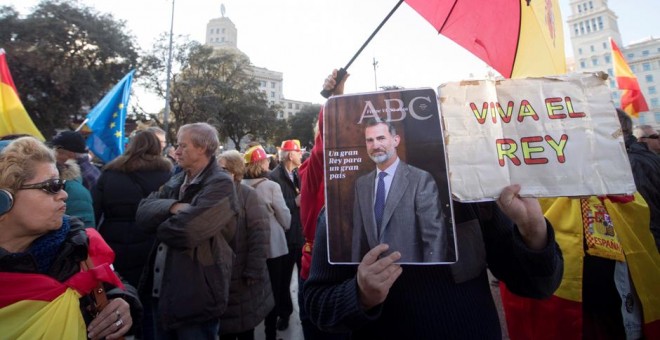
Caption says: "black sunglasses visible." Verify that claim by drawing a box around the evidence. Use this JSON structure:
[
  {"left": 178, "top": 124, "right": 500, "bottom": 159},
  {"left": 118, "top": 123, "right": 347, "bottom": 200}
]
[
  {"left": 644, "top": 134, "right": 659, "bottom": 139},
  {"left": 19, "top": 179, "right": 67, "bottom": 195}
]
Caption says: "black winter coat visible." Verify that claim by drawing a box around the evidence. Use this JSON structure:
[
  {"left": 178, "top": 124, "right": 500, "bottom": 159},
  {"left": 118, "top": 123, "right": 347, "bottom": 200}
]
[
  {"left": 268, "top": 165, "right": 303, "bottom": 247},
  {"left": 92, "top": 169, "right": 171, "bottom": 287},
  {"left": 625, "top": 135, "right": 660, "bottom": 251}
]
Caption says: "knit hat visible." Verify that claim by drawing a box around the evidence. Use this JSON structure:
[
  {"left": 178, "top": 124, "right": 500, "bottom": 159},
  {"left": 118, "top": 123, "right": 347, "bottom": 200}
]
[
  {"left": 244, "top": 145, "right": 268, "bottom": 164},
  {"left": 280, "top": 139, "right": 301, "bottom": 152},
  {"left": 51, "top": 131, "right": 86, "bottom": 153}
]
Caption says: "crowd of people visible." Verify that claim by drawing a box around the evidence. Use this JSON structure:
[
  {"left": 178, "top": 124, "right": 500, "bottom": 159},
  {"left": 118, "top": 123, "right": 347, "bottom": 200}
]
[{"left": 0, "top": 69, "right": 659, "bottom": 340}]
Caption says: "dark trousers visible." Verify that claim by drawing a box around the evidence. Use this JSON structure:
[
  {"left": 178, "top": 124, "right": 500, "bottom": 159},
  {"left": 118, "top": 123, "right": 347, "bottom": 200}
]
[
  {"left": 265, "top": 255, "right": 288, "bottom": 340},
  {"left": 278, "top": 244, "right": 302, "bottom": 318}
]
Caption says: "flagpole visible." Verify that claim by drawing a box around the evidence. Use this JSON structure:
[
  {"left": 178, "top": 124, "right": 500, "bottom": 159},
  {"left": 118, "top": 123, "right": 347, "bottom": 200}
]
[
  {"left": 163, "top": 0, "right": 175, "bottom": 144},
  {"left": 74, "top": 118, "right": 89, "bottom": 132}
]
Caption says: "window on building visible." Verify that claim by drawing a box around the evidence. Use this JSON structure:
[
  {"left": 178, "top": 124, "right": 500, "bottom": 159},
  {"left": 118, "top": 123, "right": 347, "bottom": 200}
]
[
  {"left": 627, "top": 53, "right": 634, "bottom": 59},
  {"left": 652, "top": 98, "right": 659, "bottom": 107},
  {"left": 580, "top": 22, "right": 585, "bottom": 35},
  {"left": 643, "top": 63, "right": 651, "bottom": 71},
  {"left": 578, "top": 4, "right": 582, "bottom": 13},
  {"left": 607, "top": 68, "right": 613, "bottom": 77},
  {"left": 271, "top": 91, "right": 275, "bottom": 98},
  {"left": 597, "top": 17, "right": 603, "bottom": 30},
  {"left": 277, "top": 112, "right": 283, "bottom": 119},
  {"left": 221, "top": 37, "right": 225, "bottom": 42},
  {"left": 610, "top": 80, "right": 616, "bottom": 88},
  {"left": 604, "top": 55, "right": 611, "bottom": 63},
  {"left": 574, "top": 24, "right": 579, "bottom": 36},
  {"left": 222, "top": 28, "right": 226, "bottom": 33},
  {"left": 586, "top": 22, "right": 592, "bottom": 33},
  {"left": 591, "top": 19, "right": 597, "bottom": 31},
  {"left": 271, "top": 82, "right": 275, "bottom": 88},
  {"left": 639, "top": 115, "right": 647, "bottom": 124},
  {"left": 602, "top": 42, "right": 607, "bottom": 50},
  {"left": 578, "top": 47, "right": 583, "bottom": 55},
  {"left": 631, "top": 65, "right": 636, "bottom": 72},
  {"left": 590, "top": 45, "right": 595, "bottom": 52},
  {"left": 287, "top": 103, "right": 292, "bottom": 108},
  {"left": 642, "top": 50, "right": 650, "bottom": 56},
  {"left": 655, "top": 112, "right": 660, "bottom": 123},
  {"left": 295, "top": 104, "right": 300, "bottom": 109},
  {"left": 580, "top": 60, "right": 586, "bottom": 68},
  {"left": 646, "top": 75, "right": 655, "bottom": 83},
  {"left": 649, "top": 86, "right": 657, "bottom": 95},
  {"left": 592, "top": 58, "right": 599, "bottom": 66},
  {"left": 260, "top": 81, "right": 266, "bottom": 87},
  {"left": 589, "top": 1, "right": 593, "bottom": 9}
]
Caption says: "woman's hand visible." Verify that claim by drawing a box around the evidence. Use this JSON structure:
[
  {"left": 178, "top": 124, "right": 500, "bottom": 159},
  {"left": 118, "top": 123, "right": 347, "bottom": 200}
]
[{"left": 87, "top": 298, "right": 132, "bottom": 340}]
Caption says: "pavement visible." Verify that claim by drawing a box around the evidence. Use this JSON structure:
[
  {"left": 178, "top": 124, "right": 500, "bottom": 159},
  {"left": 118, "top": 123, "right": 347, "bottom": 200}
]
[{"left": 254, "top": 268, "right": 304, "bottom": 340}]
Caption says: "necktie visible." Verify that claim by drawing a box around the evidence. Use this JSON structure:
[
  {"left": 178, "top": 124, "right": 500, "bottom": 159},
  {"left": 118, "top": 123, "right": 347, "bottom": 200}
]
[{"left": 374, "top": 172, "right": 387, "bottom": 233}]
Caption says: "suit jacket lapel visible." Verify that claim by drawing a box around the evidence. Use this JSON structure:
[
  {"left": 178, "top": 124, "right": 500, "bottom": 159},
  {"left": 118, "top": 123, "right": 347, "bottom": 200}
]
[{"left": 380, "top": 163, "right": 409, "bottom": 237}]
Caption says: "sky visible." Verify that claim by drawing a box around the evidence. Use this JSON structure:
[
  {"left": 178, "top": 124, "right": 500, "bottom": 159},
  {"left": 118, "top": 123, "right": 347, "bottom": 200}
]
[{"left": 6, "top": 0, "right": 660, "bottom": 113}]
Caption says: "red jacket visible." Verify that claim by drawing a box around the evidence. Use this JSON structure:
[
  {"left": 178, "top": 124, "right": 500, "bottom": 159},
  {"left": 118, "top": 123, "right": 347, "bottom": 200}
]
[{"left": 298, "top": 108, "right": 325, "bottom": 280}]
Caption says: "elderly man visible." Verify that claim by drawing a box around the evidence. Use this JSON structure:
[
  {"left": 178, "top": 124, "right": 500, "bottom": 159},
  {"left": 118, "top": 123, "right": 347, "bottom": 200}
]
[
  {"left": 268, "top": 139, "right": 304, "bottom": 331},
  {"left": 137, "top": 122, "right": 237, "bottom": 339},
  {"left": 633, "top": 125, "right": 660, "bottom": 154}
]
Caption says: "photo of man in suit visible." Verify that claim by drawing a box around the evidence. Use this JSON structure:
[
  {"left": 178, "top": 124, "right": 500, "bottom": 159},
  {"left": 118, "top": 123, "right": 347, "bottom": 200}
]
[{"left": 352, "top": 119, "right": 448, "bottom": 263}]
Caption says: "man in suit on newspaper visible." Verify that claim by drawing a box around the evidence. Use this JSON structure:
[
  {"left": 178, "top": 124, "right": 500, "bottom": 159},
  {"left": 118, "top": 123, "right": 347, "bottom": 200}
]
[{"left": 352, "top": 119, "right": 448, "bottom": 263}]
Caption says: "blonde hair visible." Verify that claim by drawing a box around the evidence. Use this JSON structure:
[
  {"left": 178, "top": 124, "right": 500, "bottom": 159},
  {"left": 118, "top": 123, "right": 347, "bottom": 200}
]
[
  {"left": 0, "top": 137, "right": 56, "bottom": 194},
  {"left": 218, "top": 150, "right": 245, "bottom": 182},
  {"left": 245, "top": 159, "right": 269, "bottom": 179}
]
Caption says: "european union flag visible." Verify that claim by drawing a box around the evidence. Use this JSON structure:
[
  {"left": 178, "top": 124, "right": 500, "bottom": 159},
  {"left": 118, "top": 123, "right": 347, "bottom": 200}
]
[{"left": 85, "top": 70, "right": 135, "bottom": 163}]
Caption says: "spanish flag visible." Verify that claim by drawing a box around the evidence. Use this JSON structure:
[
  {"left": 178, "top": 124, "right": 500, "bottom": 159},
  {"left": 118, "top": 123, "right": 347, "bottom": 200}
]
[
  {"left": 501, "top": 193, "right": 660, "bottom": 339},
  {"left": 404, "top": 0, "right": 566, "bottom": 78},
  {"left": 0, "top": 228, "right": 123, "bottom": 339},
  {"left": 611, "top": 38, "right": 649, "bottom": 118},
  {"left": 0, "top": 49, "right": 45, "bottom": 140}
]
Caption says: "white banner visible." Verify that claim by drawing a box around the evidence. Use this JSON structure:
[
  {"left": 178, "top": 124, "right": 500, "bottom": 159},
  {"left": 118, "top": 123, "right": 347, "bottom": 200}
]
[{"left": 438, "top": 73, "right": 636, "bottom": 202}]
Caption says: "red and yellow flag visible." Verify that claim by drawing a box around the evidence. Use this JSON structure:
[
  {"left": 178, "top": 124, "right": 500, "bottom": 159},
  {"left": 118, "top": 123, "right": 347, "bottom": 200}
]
[
  {"left": 501, "top": 194, "right": 660, "bottom": 339},
  {"left": 0, "top": 49, "right": 45, "bottom": 141},
  {"left": 0, "top": 228, "right": 123, "bottom": 339},
  {"left": 610, "top": 38, "right": 649, "bottom": 118}
]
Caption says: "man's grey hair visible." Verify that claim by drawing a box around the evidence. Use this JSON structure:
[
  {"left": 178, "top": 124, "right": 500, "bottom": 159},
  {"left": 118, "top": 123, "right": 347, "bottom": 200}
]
[{"left": 177, "top": 123, "right": 219, "bottom": 157}]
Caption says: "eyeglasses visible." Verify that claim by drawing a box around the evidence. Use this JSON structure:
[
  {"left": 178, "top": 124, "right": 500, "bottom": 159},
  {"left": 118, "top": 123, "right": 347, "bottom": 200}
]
[
  {"left": 19, "top": 179, "right": 66, "bottom": 195},
  {"left": 644, "top": 134, "right": 659, "bottom": 139}
]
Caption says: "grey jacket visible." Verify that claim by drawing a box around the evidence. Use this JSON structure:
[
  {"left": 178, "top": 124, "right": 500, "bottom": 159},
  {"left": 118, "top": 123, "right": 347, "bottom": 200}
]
[
  {"left": 242, "top": 178, "right": 290, "bottom": 258},
  {"left": 136, "top": 157, "right": 237, "bottom": 330},
  {"left": 352, "top": 161, "right": 448, "bottom": 263},
  {"left": 221, "top": 183, "right": 274, "bottom": 333}
]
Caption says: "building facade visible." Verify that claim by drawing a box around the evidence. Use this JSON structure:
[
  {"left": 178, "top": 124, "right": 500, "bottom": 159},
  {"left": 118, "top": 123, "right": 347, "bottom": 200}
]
[
  {"left": 205, "top": 14, "right": 311, "bottom": 120},
  {"left": 567, "top": 0, "right": 660, "bottom": 126}
]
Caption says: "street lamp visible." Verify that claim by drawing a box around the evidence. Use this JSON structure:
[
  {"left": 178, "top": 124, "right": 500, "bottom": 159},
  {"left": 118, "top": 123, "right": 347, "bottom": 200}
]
[{"left": 163, "top": 0, "right": 175, "bottom": 144}]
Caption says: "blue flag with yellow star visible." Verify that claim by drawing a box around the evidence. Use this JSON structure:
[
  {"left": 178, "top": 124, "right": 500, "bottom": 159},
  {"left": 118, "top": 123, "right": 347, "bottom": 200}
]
[{"left": 85, "top": 70, "right": 135, "bottom": 163}]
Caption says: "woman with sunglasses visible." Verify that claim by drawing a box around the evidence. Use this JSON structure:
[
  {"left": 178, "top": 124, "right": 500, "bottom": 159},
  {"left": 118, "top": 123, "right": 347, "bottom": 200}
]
[{"left": 0, "top": 137, "right": 136, "bottom": 339}]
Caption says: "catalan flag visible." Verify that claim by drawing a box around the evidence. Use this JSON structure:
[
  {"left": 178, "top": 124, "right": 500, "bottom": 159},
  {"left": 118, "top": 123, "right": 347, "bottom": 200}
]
[
  {"left": 0, "top": 228, "right": 123, "bottom": 339},
  {"left": 0, "top": 49, "right": 45, "bottom": 140},
  {"left": 85, "top": 70, "right": 135, "bottom": 163},
  {"left": 611, "top": 38, "right": 649, "bottom": 118}
]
